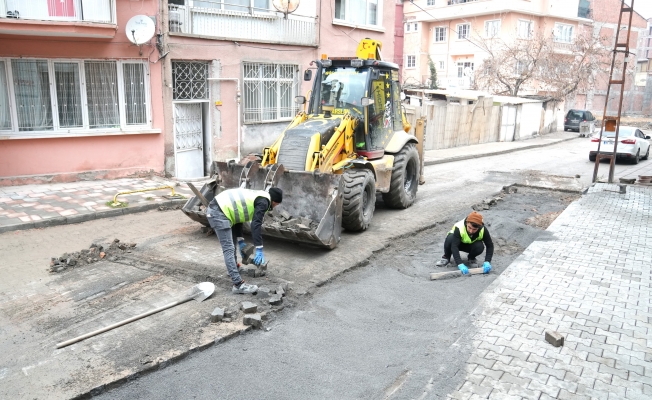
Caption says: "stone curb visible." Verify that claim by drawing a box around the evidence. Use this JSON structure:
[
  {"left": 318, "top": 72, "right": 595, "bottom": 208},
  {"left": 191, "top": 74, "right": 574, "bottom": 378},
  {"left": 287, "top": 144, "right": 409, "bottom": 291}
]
[
  {"left": 0, "top": 199, "right": 187, "bottom": 235},
  {"left": 423, "top": 136, "right": 579, "bottom": 166}
]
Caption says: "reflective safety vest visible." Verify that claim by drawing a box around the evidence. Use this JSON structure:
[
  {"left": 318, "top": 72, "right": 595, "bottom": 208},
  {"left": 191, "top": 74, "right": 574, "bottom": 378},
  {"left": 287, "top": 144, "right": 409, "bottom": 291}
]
[
  {"left": 215, "top": 189, "right": 271, "bottom": 226},
  {"left": 449, "top": 219, "right": 484, "bottom": 244}
]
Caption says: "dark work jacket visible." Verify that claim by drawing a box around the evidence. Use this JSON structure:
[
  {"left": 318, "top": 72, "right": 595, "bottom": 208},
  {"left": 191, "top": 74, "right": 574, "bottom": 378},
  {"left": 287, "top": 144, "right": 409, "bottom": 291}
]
[{"left": 449, "top": 224, "right": 494, "bottom": 266}]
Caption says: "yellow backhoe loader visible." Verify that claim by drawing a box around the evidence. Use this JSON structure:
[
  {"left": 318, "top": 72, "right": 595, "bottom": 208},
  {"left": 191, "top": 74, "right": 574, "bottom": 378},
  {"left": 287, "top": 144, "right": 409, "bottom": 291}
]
[{"left": 182, "top": 39, "right": 424, "bottom": 249}]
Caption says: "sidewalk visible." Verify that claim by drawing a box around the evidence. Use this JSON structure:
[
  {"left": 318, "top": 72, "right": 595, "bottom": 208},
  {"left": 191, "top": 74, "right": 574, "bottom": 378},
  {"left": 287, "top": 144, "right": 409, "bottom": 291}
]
[
  {"left": 448, "top": 183, "right": 652, "bottom": 399},
  {"left": 0, "top": 177, "right": 193, "bottom": 234},
  {"left": 0, "top": 131, "right": 578, "bottom": 234}
]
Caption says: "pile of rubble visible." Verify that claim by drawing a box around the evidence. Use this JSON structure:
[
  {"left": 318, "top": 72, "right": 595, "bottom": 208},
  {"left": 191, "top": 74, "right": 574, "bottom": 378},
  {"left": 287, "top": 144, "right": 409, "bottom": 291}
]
[
  {"left": 211, "top": 282, "right": 289, "bottom": 329},
  {"left": 263, "top": 208, "right": 319, "bottom": 231},
  {"left": 49, "top": 239, "right": 136, "bottom": 273},
  {"left": 472, "top": 186, "right": 516, "bottom": 211}
]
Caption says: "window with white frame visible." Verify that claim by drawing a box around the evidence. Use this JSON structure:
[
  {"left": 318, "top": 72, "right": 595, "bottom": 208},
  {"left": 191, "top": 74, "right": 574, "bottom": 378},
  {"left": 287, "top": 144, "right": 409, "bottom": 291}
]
[
  {"left": 243, "top": 62, "right": 299, "bottom": 123},
  {"left": 434, "top": 27, "right": 446, "bottom": 42},
  {"left": 334, "top": 0, "right": 380, "bottom": 27},
  {"left": 439, "top": 61, "right": 445, "bottom": 70},
  {"left": 406, "top": 55, "right": 416, "bottom": 68},
  {"left": 405, "top": 22, "right": 418, "bottom": 33},
  {"left": 554, "top": 23, "right": 574, "bottom": 43},
  {"left": 427, "top": 0, "right": 435, "bottom": 5},
  {"left": 515, "top": 60, "right": 527, "bottom": 75},
  {"left": 457, "top": 61, "right": 474, "bottom": 78},
  {"left": 457, "top": 23, "right": 470, "bottom": 39},
  {"left": 485, "top": 19, "right": 501, "bottom": 37},
  {"left": 0, "top": 58, "right": 150, "bottom": 134},
  {"left": 517, "top": 20, "right": 532, "bottom": 38},
  {"left": 193, "top": 0, "right": 270, "bottom": 13}
]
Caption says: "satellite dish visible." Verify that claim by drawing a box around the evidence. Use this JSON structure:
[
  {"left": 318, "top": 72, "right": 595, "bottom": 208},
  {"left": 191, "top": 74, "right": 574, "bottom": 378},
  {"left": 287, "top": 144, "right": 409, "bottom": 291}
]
[
  {"left": 272, "top": 0, "right": 300, "bottom": 16},
  {"left": 126, "top": 15, "right": 155, "bottom": 45}
]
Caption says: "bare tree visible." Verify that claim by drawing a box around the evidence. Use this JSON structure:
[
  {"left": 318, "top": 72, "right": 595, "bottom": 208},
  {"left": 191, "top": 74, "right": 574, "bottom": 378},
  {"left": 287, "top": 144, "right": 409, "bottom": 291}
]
[{"left": 474, "top": 28, "right": 611, "bottom": 101}]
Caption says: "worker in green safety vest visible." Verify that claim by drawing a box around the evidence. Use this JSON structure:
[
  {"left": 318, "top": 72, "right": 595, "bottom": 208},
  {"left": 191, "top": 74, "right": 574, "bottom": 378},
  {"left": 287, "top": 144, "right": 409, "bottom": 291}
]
[
  {"left": 434, "top": 211, "right": 494, "bottom": 275},
  {"left": 206, "top": 187, "right": 283, "bottom": 294}
]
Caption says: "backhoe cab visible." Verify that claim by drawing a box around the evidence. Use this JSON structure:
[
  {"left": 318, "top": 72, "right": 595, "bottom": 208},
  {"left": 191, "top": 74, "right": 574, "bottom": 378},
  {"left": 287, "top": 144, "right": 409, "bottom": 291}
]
[{"left": 182, "top": 38, "right": 423, "bottom": 249}]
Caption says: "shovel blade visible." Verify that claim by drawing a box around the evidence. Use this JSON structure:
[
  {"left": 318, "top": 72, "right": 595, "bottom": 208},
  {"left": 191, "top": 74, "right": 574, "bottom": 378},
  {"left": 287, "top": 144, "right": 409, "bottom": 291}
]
[{"left": 190, "top": 282, "right": 215, "bottom": 302}]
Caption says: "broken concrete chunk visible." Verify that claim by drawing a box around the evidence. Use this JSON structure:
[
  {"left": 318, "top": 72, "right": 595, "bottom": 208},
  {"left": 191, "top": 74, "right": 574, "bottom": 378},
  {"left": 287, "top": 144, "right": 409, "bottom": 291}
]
[
  {"left": 276, "top": 286, "right": 285, "bottom": 297},
  {"left": 66, "top": 258, "right": 76, "bottom": 266},
  {"left": 241, "top": 301, "right": 258, "bottom": 314},
  {"left": 223, "top": 309, "right": 235, "bottom": 319},
  {"left": 296, "top": 224, "right": 310, "bottom": 230},
  {"left": 280, "top": 210, "right": 291, "bottom": 220},
  {"left": 269, "top": 294, "right": 283, "bottom": 306},
  {"left": 280, "top": 218, "right": 298, "bottom": 227},
  {"left": 243, "top": 314, "right": 262, "bottom": 328},
  {"left": 545, "top": 331, "right": 564, "bottom": 347},
  {"left": 255, "top": 287, "right": 271, "bottom": 298},
  {"left": 210, "top": 307, "right": 224, "bottom": 323}
]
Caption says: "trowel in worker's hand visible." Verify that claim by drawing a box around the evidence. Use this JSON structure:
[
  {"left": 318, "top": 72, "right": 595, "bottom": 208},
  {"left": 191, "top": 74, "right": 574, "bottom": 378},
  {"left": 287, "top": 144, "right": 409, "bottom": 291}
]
[{"left": 56, "top": 282, "right": 215, "bottom": 348}]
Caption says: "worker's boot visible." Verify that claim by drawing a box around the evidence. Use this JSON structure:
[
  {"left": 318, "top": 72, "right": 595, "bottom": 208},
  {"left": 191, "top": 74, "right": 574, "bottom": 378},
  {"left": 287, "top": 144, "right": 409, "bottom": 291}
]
[{"left": 435, "top": 257, "right": 450, "bottom": 267}]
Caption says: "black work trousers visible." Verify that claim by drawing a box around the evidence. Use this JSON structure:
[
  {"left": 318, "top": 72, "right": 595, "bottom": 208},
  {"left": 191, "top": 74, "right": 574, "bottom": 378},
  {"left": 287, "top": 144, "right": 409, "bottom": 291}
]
[{"left": 444, "top": 234, "right": 485, "bottom": 261}]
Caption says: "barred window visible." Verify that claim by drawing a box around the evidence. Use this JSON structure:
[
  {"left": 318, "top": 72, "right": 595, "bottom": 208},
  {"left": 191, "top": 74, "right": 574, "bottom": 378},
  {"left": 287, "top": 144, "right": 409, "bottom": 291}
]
[
  {"left": 243, "top": 62, "right": 299, "bottom": 123},
  {"left": 0, "top": 58, "right": 149, "bottom": 135},
  {"left": 172, "top": 62, "right": 209, "bottom": 100}
]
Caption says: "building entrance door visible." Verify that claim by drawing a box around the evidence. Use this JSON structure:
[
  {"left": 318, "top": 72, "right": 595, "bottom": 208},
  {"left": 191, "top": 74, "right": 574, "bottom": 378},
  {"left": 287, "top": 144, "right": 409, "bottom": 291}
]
[{"left": 173, "top": 102, "right": 204, "bottom": 179}]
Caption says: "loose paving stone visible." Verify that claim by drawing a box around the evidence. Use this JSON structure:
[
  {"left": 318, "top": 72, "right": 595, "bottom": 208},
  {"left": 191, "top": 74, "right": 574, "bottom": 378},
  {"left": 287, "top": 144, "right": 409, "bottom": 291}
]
[
  {"left": 210, "top": 307, "right": 224, "bottom": 323},
  {"left": 269, "top": 294, "right": 283, "bottom": 306},
  {"left": 545, "top": 331, "right": 564, "bottom": 347},
  {"left": 243, "top": 313, "right": 262, "bottom": 328},
  {"left": 241, "top": 301, "right": 257, "bottom": 314}
]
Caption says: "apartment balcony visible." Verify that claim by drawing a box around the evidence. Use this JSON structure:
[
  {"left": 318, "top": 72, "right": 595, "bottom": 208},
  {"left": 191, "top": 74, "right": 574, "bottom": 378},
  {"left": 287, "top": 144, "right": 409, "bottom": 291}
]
[
  {"left": 0, "top": 0, "right": 116, "bottom": 38},
  {"left": 417, "top": 0, "right": 580, "bottom": 22},
  {"left": 168, "top": 3, "right": 317, "bottom": 46}
]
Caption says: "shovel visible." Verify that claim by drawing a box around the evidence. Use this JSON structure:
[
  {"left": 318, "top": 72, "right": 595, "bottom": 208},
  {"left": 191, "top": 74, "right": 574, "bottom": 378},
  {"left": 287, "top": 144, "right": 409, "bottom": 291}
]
[{"left": 56, "top": 282, "right": 215, "bottom": 349}]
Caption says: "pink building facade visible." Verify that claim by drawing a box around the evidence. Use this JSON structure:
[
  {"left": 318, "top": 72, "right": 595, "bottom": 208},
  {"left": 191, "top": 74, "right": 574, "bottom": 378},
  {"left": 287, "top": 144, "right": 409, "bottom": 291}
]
[
  {"left": 0, "top": 0, "right": 165, "bottom": 186},
  {"left": 161, "top": 0, "right": 396, "bottom": 179}
]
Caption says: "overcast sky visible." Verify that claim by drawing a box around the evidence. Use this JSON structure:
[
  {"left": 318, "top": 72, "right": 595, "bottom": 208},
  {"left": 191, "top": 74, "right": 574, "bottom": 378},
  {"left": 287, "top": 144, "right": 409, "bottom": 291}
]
[{"left": 630, "top": 1, "right": 651, "bottom": 20}]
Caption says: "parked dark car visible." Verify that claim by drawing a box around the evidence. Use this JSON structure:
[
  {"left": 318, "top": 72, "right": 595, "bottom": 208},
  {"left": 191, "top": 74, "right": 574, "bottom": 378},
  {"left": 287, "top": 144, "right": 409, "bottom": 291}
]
[{"left": 564, "top": 109, "right": 596, "bottom": 133}]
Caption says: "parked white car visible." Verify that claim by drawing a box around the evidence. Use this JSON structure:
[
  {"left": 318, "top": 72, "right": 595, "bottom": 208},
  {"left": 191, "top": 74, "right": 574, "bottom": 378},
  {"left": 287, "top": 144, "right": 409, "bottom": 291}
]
[{"left": 589, "top": 126, "right": 651, "bottom": 164}]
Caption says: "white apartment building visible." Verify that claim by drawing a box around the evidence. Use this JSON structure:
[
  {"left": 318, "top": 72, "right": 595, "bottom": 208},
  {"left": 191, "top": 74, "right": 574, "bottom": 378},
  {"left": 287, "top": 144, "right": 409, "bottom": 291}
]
[{"left": 402, "top": 0, "right": 591, "bottom": 91}]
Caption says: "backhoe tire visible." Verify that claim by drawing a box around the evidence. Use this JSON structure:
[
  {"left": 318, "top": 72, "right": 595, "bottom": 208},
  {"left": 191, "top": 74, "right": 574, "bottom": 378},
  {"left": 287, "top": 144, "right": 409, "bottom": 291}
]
[
  {"left": 382, "top": 143, "right": 420, "bottom": 209},
  {"left": 341, "top": 169, "right": 375, "bottom": 231}
]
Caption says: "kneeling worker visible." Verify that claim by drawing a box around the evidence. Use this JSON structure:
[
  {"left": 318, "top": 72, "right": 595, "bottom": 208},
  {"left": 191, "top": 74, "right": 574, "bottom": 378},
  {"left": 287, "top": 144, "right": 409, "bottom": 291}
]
[
  {"left": 206, "top": 187, "right": 283, "bottom": 294},
  {"left": 435, "top": 211, "right": 493, "bottom": 274}
]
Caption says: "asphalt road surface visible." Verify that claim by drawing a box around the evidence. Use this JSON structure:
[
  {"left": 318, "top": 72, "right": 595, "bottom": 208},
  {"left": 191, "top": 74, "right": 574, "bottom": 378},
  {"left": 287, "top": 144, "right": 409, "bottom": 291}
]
[{"left": 98, "top": 138, "right": 603, "bottom": 399}]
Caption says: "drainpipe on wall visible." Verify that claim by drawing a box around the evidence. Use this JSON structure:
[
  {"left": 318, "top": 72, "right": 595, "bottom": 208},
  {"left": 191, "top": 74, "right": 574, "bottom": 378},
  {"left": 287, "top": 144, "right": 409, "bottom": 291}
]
[{"left": 207, "top": 78, "right": 242, "bottom": 162}]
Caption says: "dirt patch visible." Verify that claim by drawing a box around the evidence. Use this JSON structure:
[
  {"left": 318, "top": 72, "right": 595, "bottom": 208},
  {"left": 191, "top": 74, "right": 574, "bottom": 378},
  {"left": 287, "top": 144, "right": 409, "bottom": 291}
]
[{"left": 525, "top": 211, "right": 562, "bottom": 229}]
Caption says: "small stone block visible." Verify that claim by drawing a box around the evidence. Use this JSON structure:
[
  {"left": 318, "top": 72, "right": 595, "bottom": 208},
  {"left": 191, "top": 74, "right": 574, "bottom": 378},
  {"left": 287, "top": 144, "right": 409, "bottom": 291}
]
[
  {"left": 254, "top": 269, "right": 266, "bottom": 278},
  {"left": 243, "top": 314, "right": 262, "bottom": 328},
  {"left": 243, "top": 244, "right": 255, "bottom": 257},
  {"left": 211, "top": 307, "right": 224, "bottom": 323},
  {"left": 246, "top": 267, "right": 257, "bottom": 277},
  {"left": 269, "top": 294, "right": 283, "bottom": 306},
  {"left": 222, "top": 318, "right": 232, "bottom": 323},
  {"left": 241, "top": 301, "right": 258, "bottom": 313},
  {"left": 296, "top": 223, "right": 310, "bottom": 230},
  {"left": 280, "top": 210, "right": 291, "bottom": 220},
  {"left": 224, "top": 309, "right": 234, "bottom": 318},
  {"left": 276, "top": 286, "right": 285, "bottom": 297},
  {"left": 545, "top": 330, "right": 564, "bottom": 347},
  {"left": 256, "top": 287, "right": 271, "bottom": 298}
]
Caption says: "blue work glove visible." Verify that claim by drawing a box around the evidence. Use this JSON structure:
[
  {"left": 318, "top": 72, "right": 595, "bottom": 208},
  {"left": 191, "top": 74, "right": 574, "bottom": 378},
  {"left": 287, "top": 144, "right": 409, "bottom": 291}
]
[
  {"left": 238, "top": 240, "right": 247, "bottom": 260},
  {"left": 483, "top": 262, "right": 492, "bottom": 274},
  {"left": 458, "top": 264, "right": 469, "bottom": 275},
  {"left": 253, "top": 247, "right": 265, "bottom": 266}
]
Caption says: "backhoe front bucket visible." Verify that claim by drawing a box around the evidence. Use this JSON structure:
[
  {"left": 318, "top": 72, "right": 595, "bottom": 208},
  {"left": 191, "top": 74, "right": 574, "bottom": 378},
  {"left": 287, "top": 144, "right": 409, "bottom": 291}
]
[{"left": 181, "top": 161, "right": 343, "bottom": 249}]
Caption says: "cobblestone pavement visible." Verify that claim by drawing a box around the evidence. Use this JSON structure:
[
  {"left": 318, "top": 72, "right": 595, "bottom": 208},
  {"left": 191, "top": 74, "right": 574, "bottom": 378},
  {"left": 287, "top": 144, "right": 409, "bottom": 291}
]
[
  {"left": 449, "top": 183, "right": 652, "bottom": 400},
  {"left": 0, "top": 178, "right": 192, "bottom": 232}
]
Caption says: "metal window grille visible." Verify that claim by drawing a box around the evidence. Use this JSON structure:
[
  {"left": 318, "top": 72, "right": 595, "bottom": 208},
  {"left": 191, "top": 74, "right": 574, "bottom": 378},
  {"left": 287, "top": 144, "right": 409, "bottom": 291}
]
[
  {"left": 85, "top": 61, "right": 120, "bottom": 129},
  {"left": 243, "top": 62, "right": 298, "bottom": 123},
  {"left": 0, "top": 61, "right": 11, "bottom": 130},
  {"left": 11, "top": 59, "right": 54, "bottom": 131},
  {"left": 173, "top": 62, "right": 209, "bottom": 100},
  {"left": 123, "top": 63, "right": 147, "bottom": 125},
  {"left": 54, "top": 62, "right": 83, "bottom": 128}
]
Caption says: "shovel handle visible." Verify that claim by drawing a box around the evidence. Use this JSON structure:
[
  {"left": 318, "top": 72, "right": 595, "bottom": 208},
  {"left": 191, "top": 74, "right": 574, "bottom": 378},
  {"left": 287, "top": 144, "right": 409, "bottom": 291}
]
[
  {"left": 56, "top": 294, "right": 195, "bottom": 349},
  {"left": 430, "top": 267, "right": 486, "bottom": 280}
]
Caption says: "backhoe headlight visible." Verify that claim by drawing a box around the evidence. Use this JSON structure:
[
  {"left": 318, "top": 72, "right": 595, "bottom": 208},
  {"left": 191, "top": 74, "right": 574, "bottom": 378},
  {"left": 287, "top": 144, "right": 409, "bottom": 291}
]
[{"left": 351, "top": 59, "right": 363, "bottom": 68}]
